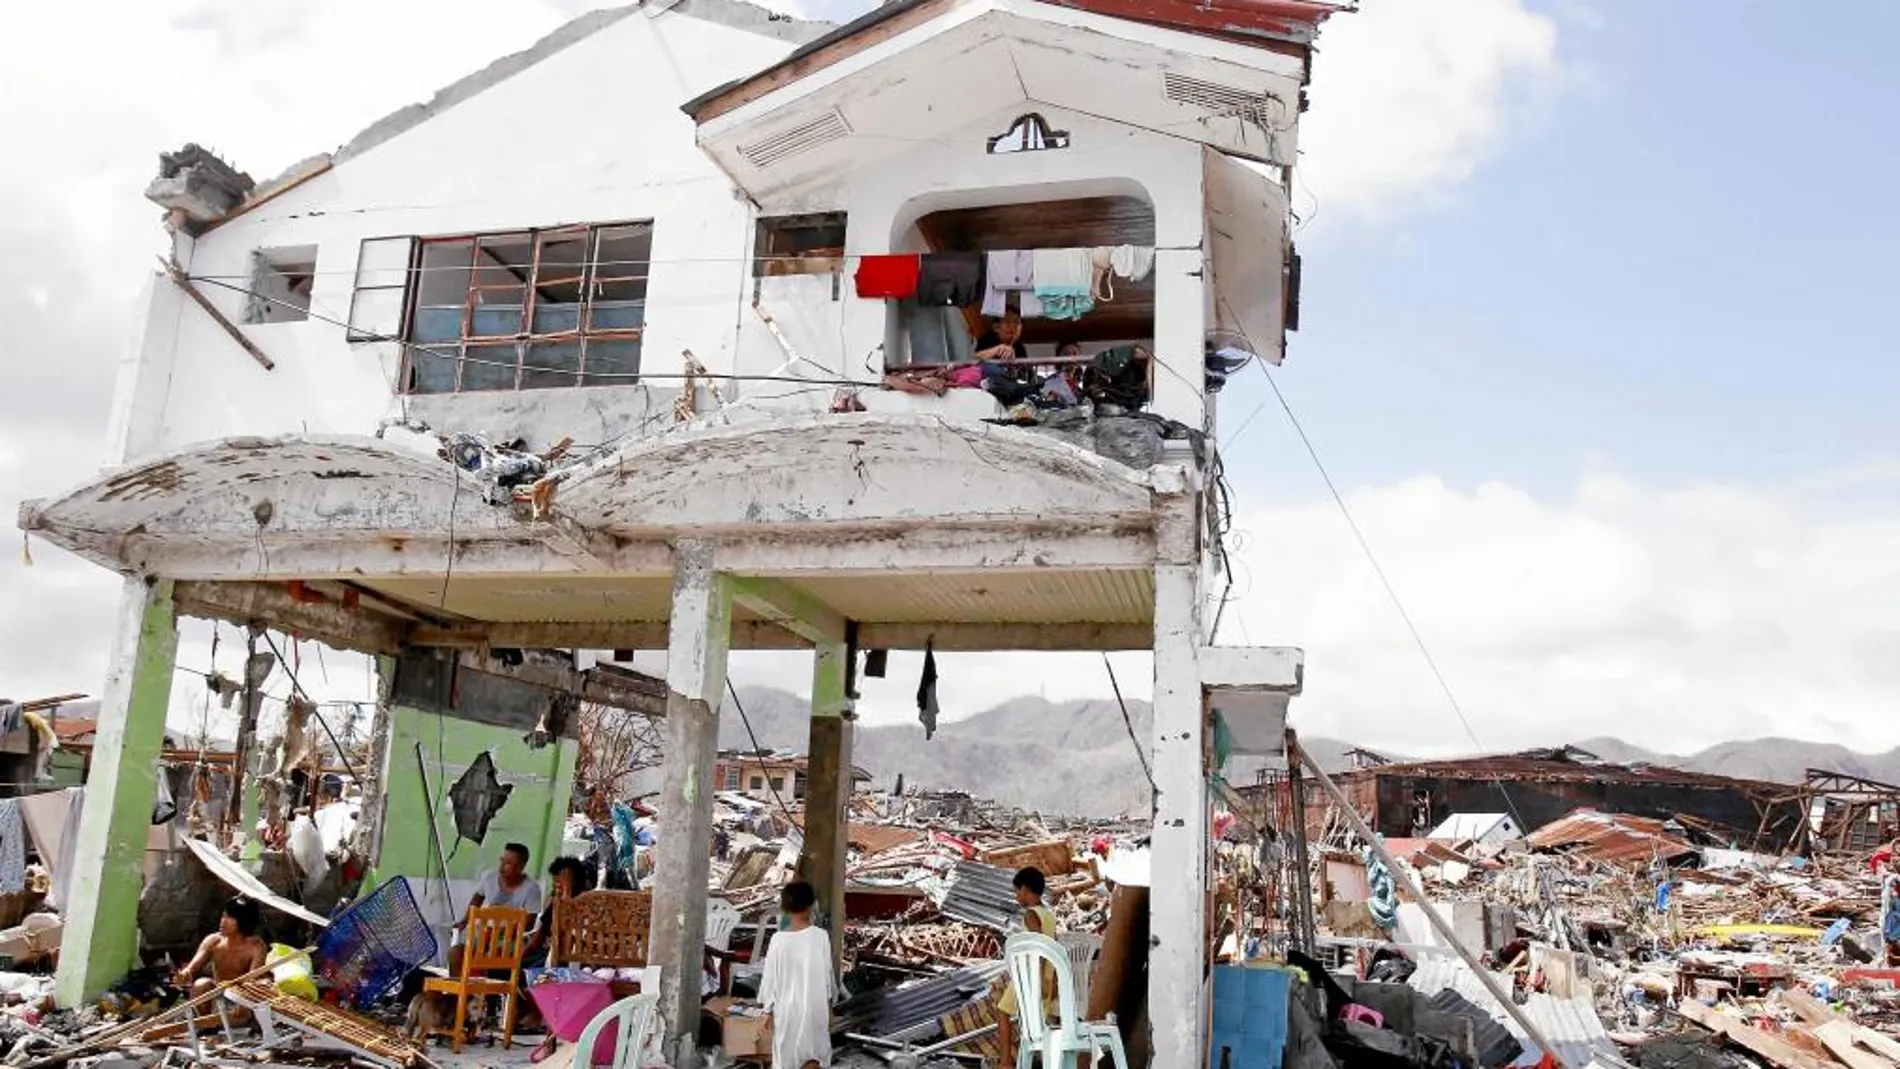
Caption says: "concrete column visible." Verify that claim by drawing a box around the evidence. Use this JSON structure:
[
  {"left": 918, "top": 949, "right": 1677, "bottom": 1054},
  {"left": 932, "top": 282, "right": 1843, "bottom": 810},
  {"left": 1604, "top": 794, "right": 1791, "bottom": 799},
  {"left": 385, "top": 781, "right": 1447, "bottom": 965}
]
[
  {"left": 800, "top": 640, "right": 853, "bottom": 970},
  {"left": 1149, "top": 245, "right": 1210, "bottom": 435},
  {"left": 56, "top": 578, "right": 179, "bottom": 1006},
  {"left": 1149, "top": 499, "right": 1207, "bottom": 1069},
  {"left": 651, "top": 542, "right": 732, "bottom": 1069}
]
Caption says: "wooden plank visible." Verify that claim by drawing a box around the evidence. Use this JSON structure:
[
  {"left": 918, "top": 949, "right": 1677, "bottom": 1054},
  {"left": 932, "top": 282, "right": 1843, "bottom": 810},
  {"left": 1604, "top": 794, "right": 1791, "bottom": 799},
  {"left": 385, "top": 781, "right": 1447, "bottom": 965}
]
[
  {"left": 163, "top": 258, "right": 276, "bottom": 371},
  {"left": 1779, "top": 988, "right": 1838, "bottom": 1026},
  {"left": 1677, "top": 1000, "right": 1832, "bottom": 1069},
  {"left": 1814, "top": 1021, "right": 1897, "bottom": 1069}
]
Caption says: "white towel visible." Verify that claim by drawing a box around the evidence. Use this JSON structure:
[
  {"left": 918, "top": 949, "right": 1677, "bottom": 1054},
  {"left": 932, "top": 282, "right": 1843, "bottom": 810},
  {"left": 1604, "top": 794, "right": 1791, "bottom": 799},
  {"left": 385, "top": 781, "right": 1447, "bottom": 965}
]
[
  {"left": 1111, "top": 244, "right": 1155, "bottom": 282},
  {"left": 981, "top": 250, "right": 1042, "bottom": 317},
  {"left": 1032, "top": 248, "right": 1092, "bottom": 294}
]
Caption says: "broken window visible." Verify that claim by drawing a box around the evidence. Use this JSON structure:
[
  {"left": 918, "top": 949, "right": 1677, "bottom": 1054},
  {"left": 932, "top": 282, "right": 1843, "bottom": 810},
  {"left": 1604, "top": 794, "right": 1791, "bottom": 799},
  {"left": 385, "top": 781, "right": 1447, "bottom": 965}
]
[
  {"left": 381, "top": 221, "right": 652, "bottom": 394},
  {"left": 749, "top": 776, "right": 764, "bottom": 791},
  {"left": 754, "top": 213, "right": 847, "bottom": 280},
  {"left": 246, "top": 246, "right": 317, "bottom": 324}
]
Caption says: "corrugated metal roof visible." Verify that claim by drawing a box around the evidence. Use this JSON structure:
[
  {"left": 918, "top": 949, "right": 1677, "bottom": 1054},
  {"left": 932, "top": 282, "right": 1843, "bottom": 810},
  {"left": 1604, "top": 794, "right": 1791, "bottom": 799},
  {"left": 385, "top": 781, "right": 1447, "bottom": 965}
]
[
  {"left": 834, "top": 961, "right": 1005, "bottom": 1041},
  {"left": 1340, "top": 750, "right": 1787, "bottom": 794},
  {"left": 1524, "top": 809, "right": 1695, "bottom": 866},
  {"left": 1408, "top": 957, "right": 1632, "bottom": 1069},
  {"left": 939, "top": 861, "right": 1022, "bottom": 931}
]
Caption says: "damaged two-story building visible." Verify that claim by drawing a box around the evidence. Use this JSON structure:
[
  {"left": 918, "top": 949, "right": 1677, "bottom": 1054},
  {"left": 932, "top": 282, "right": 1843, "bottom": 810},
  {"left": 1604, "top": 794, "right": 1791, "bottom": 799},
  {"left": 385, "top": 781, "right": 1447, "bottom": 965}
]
[{"left": 18, "top": 0, "right": 1341, "bottom": 1065}]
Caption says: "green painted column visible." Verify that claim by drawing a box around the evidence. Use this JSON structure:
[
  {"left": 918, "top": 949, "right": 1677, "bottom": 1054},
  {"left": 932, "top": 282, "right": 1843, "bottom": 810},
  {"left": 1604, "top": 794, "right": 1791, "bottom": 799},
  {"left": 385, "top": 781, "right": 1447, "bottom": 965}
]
[
  {"left": 56, "top": 578, "right": 178, "bottom": 1006},
  {"left": 800, "top": 640, "right": 853, "bottom": 971}
]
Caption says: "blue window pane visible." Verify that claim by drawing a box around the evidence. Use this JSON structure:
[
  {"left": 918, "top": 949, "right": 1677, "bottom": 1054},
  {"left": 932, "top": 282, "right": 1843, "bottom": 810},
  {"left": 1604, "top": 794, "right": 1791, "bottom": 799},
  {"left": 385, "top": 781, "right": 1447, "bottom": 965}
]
[
  {"left": 412, "top": 306, "right": 463, "bottom": 343},
  {"left": 460, "top": 345, "right": 519, "bottom": 391},
  {"left": 523, "top": 343, "right": 582, "bottom": 390},
  {"left": 532, "top": 304, "right": 582, "bottom": 334},
  {"left": 588, "top": 300, "right": 645, "bottom": 332},
  {"left": 470, "top": 305, "right": 524, "bottom": 337},
  {"left": 584, "top": 339, "right": 641, "bottom": 384},
  {"left": 408, "top": 345, "right": 459, "bottom": 394}
]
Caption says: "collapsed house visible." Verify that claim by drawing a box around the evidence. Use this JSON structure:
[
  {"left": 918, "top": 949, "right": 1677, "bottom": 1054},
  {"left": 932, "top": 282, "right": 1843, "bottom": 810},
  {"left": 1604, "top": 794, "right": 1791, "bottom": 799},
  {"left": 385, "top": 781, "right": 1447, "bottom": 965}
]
[
  {"left": 15, "top": 0, "right": 1345, "bottom": 1065},
  {"left": 1270, "top": 746, "right": 1813, "bottom": 854}
]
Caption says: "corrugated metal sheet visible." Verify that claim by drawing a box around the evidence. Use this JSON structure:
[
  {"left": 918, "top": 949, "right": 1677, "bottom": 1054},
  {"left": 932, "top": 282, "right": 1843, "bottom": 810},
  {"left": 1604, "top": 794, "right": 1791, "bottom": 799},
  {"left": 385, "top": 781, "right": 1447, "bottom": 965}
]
[
  {"left": 833, "top": 961, "right": 1005, "bottom": 1042},
  {"left": 1524, "top": 809, "right": 1694, "bottom": 866},
  {"left": 1408, "top": 957, "right": 1632, "bottom": 1069},
  {"left": 939, "top": 861, "right": 1022, "bottom": 931}
]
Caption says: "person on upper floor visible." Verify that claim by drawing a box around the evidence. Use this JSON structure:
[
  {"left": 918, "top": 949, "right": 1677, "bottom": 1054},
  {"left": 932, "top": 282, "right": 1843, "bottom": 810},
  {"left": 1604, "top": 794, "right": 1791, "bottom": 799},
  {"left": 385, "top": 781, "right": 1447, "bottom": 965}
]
[{"left": 974, "top": 311, "right": 1030, "bottom": 364}]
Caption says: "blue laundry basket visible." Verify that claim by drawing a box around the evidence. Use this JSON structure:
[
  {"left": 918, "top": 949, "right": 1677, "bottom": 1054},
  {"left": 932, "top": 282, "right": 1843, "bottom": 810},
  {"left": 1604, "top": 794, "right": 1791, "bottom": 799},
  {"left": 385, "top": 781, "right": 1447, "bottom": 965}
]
[{"left": 316, "top": 876, "right": 439, "bottom": 1009}]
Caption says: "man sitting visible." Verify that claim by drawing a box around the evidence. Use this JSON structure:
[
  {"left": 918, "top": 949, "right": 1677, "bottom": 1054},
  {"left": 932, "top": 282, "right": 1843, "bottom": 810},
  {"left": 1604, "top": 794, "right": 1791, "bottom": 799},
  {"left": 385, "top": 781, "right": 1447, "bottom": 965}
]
[{"left": 175, "top": 897, "right": 269, "bottom": 999}]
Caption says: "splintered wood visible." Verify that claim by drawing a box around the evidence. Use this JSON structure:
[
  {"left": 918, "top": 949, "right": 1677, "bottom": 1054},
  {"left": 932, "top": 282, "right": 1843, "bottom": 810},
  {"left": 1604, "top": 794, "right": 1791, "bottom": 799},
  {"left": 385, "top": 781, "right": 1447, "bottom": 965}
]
[{"left": 856, "top": 921, "right": 1000, "bottom": 966}]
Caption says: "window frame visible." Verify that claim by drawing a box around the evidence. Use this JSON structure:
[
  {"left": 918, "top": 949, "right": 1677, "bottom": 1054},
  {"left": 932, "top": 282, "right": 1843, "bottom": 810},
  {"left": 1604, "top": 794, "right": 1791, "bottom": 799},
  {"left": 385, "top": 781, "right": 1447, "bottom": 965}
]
[{"left": 391, "top": 220, "right": 653, "bottom": 394}]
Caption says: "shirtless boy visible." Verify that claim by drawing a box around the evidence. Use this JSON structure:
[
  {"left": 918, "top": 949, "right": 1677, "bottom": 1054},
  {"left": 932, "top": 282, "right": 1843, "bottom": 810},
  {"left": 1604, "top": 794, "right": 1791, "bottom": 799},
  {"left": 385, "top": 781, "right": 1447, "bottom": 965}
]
[{"left": 175, "top": 898, "right": 268, "bottom": 997}]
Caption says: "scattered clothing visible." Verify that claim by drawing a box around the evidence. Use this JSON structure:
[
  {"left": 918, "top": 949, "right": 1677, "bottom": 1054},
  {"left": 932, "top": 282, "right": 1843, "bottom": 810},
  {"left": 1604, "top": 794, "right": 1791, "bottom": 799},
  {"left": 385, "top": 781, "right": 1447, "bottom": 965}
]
[
  {"left": 947, "top": 365, "right": 985, "bottom": 389},
  {"left": 917, "top": 641, "right": 940, "bottom": 740},
  {"left": 1032, "top": 248, "right": 1094, "bottom": 320},
  {"left": 758, "top": 925, "right": 835, "bottom": 1069},
  {"left": 0, "top": 802, "right": 25, "bottom": 896},
  {"left": 981, "top": 251, "right": 1042, "bottom": 318},
  {"left": 853, "top": 255, "right": 921, "bottom": 300},
  {"left": 884, "top": 369, "right": 950, "bottom": 396},
  {"left": 152, "top": 768, "right": 178, "bottom": 826},
  {"left": 916, "top": 253, "right": 984, "bottom": 307}
]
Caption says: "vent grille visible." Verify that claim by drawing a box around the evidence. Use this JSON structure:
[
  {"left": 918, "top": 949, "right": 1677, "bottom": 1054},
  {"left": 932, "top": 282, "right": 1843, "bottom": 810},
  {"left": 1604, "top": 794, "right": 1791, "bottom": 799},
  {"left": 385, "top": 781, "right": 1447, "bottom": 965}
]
[
  {"left": 738, "top": 110, "right": 852, "bottom": 169},
  {"left": 1163, "top": 72, "right": 1280, "bottom": 126}
]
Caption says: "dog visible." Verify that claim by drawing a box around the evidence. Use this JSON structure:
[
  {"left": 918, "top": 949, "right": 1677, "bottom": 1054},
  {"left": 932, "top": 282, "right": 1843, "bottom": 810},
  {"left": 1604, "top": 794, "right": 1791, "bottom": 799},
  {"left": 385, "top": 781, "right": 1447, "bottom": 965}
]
[{"left": 403, "top": 991, "right": 460, "bottom": 1041}]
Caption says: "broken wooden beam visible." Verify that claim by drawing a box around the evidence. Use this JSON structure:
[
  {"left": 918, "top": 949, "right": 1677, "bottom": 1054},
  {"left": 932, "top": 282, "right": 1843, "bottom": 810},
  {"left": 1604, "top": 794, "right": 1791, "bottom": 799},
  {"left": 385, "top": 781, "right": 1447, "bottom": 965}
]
[{"left": 162, "top": 257, "right": 276, "bottom": 371}]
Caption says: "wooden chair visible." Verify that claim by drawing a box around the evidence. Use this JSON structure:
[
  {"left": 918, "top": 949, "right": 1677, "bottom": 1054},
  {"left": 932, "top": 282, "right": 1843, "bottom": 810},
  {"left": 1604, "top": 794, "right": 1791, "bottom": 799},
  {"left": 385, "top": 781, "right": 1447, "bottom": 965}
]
[{"left": 423, "top": 906, "right": 531, "bottom": 1052}]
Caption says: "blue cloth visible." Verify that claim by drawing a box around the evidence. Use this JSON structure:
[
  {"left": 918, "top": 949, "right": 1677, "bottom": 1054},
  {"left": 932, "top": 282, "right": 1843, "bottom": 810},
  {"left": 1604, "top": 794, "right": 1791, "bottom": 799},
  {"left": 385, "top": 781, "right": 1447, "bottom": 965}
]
[
  {"left": 1883, "top": 876, "right": 1900, "bottom": 944},
  {"left": 1365, "top": 842, "right": 1398, "bottom": 932},
  {"left": 1655, "top": 882, "right": 1672, "bottom": 914},
  {"left": 610, "top": 803, "right": 638, "bottom": 872}
]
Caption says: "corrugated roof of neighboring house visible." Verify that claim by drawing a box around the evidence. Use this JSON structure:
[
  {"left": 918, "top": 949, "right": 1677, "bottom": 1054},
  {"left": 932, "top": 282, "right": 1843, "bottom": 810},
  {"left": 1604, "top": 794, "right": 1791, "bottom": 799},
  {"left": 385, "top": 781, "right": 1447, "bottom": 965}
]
[
  {"left": 1429, "top": 813, "right": 1515, "bottom": 841},
  {"left": 1524, "top": 808, "right": 1696, "bottom": 866},
  {"left": 1408, "top": 956, "right": 1633, "bottom": 1069},
  {"left": 940, "top": 860, "right": 1023, "bottom": 930}
]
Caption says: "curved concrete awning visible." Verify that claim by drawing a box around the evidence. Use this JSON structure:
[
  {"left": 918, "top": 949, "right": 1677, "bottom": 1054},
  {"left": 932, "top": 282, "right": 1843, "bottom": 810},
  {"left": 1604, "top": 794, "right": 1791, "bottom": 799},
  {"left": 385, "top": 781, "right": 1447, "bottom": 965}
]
[{"left": 19, "top": 417, "right": 1184, "bottom": 652}]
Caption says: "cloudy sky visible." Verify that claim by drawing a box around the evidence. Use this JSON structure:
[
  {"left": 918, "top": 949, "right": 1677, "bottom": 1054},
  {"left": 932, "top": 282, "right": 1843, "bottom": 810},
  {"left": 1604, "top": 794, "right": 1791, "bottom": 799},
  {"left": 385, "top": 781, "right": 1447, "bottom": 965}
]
[{"left": 1, "top": 0, "right": 1895, "bottom": 757}]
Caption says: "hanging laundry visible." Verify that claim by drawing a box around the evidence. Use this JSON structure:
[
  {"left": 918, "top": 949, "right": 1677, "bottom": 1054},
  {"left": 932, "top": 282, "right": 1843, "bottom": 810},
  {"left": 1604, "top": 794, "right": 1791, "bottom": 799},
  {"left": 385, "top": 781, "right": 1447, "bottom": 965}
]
[
  {"left": 1031, "top": 248, "right": 1094, "bottom": 321},
  {"left": 152, "top": 766, "right": 178, "bottom": 826},
  {"left": 0, "top": 801, "right": 24, "bottom": 896},
  {"left": 853, "top": 254, "right": 921, "bottom": 299},
  {"left": 981, "top": 251, "right": 1042, "bottom": 317},
  {"left": 1089, "top": 248, "right": 1116, "bottom": 302},
  {"left": 1110, "top": 244, "right": 1155, "bottom": 282},
  {"left": 916, "top": 641, "right": 940, "bottom": 741},
  {"left": 0, "top": 702, "right": 20, "bottom": 738},
  {"left": 904, "top": 301, "right": 975, "bottom": 365},
  {"left": 915, "top": 253, "right": 984, "bottom": 307}
]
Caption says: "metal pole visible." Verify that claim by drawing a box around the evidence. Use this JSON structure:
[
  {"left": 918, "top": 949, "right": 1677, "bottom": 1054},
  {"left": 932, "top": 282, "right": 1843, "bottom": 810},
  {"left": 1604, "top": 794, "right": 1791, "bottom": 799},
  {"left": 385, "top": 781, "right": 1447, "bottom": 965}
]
[
  {"left": 1285, "top": 731, "right": 1317, "bottom": 954},
  {"left": 1296, "top": 746, "right": 1574, "bottom": 1069}
]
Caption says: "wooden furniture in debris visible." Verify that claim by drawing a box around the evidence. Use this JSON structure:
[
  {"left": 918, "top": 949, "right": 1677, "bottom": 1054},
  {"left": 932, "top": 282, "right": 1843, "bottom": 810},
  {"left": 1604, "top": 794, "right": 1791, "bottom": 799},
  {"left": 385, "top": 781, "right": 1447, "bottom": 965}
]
[
  {"left": 551, "top": 890, "right": 654, "bottom": 995},
  {"left": 223, "top": 979, "right": 425, "bottom": 1068},
  {"left": 423, "top": 906, "right": 531, "bottom": 1052}
]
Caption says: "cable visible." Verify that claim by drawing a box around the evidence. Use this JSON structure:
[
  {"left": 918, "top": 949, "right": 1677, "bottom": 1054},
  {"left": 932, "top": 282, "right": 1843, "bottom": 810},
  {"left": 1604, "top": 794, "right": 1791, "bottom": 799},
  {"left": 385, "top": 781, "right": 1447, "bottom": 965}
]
[
  {"left": 723, "top": 679, "right": 799, "bottom": 830},
  {"left": 1101, "top": 655, "right": 1157, "bottom": 802},
  {"left": 1252, "top": 357, "right": 1529, "bottom": 833},
  {"left": 191, "top": 275, "right": 888, "bottom": 389}
]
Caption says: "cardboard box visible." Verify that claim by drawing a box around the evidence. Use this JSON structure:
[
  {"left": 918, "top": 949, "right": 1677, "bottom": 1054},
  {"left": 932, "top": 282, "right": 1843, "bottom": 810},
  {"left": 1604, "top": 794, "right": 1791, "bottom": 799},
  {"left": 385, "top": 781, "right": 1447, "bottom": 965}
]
[{"left": 704, "top": 997, "right": 772, "bottom": 1060}]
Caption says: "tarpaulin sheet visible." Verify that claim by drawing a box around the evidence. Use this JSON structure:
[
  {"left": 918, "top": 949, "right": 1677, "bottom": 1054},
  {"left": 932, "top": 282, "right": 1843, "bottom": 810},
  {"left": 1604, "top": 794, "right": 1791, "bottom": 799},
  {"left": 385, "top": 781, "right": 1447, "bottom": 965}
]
[{"left": 185, "top": 837, "right": 329, "bottom": 927}]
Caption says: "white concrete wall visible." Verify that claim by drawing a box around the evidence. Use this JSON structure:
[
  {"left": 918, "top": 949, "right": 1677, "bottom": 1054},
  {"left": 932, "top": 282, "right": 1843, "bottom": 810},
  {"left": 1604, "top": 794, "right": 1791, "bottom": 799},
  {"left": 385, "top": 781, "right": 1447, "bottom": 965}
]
[
  {"left": 119, "top": 15, "right": 1263, "bottom": 463},
  {"left": 121, "top": 11, "right": 801, "bottom": 461}
]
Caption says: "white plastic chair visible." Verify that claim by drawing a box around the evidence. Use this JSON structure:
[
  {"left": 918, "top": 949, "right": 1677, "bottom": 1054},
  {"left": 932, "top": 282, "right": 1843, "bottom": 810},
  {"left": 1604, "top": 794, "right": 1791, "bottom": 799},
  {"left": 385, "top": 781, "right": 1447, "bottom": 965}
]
[
  {"left": 1005, "top": 933, "right": 1128, "bottom": 1069},
  {"left": 1056, "top": 932, "right": 1103, "bottom": 1014},
  {"left": 706, "top": 898, "right": 741, "bottom": 952},
  {"left": 573, "top": 993, "right": 660, "bottom": 1069}
]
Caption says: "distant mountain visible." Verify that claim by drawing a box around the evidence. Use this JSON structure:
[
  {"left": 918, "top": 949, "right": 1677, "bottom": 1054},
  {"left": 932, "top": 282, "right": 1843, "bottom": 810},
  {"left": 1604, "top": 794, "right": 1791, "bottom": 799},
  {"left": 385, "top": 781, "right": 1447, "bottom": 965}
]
[{"left": 1572, "top": 735, "right": 1900, "bottom": 786}]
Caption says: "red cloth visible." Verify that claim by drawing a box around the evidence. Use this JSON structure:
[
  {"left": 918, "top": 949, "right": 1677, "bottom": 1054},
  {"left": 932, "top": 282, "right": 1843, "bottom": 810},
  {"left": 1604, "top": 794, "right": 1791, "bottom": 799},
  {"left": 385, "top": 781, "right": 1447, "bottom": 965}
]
[
  {"left": 854, "top": 255, "right": 921, "bottom": 299},
  {"left": 1873, "top": 846, "right": 1894, "bottom": 873}
]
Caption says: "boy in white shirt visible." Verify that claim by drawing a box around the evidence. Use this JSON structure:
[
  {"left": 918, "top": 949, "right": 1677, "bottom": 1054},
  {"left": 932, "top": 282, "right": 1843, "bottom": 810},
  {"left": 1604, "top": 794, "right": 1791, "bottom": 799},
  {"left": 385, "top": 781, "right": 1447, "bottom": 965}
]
[{"left": 758, "top": 882, "right": 835, "bottom": 1069}]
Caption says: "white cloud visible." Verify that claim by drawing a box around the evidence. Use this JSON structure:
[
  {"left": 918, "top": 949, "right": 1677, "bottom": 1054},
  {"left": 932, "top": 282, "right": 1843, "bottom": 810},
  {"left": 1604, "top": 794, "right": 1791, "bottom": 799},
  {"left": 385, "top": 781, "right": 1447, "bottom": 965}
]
[
  {"left": 732, "top": 467, "right": 1900, "bottom": 762},
  {"left": 1222, "top": 470, "right": 1900, "bottom": 756},
  {"left": 1297, "top": 0, "right": 1562, "bottom": 216}
]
